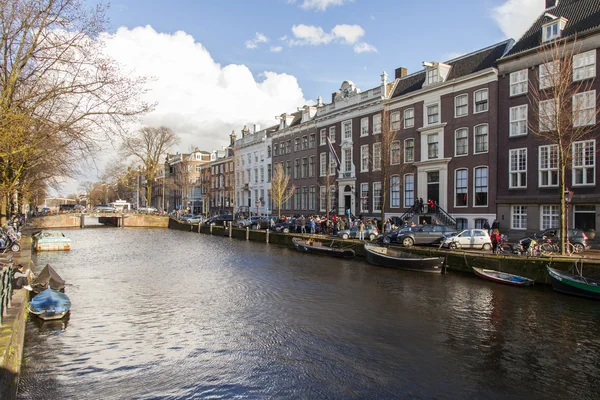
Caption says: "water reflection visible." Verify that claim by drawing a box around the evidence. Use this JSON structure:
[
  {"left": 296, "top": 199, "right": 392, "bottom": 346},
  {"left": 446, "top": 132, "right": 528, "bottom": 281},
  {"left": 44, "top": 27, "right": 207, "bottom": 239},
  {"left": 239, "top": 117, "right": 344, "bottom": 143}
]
[{"left": 17, "top": 228, "right": 600, "bottom": 399}]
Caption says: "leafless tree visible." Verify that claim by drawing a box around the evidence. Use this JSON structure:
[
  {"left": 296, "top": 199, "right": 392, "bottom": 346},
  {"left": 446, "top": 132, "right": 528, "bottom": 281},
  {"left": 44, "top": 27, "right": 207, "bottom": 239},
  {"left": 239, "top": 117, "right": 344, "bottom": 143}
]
[
  {"left": 528, "top": 38, "right": 599, "bottom": 254},
  {"left": 373, "top": 109, "right": 401, "bottom": 227},
  {"left": 270, "top": 163, "right": 295, "bottom": 219}
]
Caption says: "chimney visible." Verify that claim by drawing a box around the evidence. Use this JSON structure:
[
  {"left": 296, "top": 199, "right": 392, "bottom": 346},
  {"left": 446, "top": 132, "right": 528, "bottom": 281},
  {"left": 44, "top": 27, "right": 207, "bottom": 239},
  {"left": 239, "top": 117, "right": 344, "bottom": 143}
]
[
  {"left": 253, "top": 124, "right": 260, "bottom": 133},
  {"left": 332, "top": 92, "right": 337, "bottom": 102},
  {"left": 229, "top": 130, "right": 236, "bottom": 146},
  {"left": 395, "top": 67, "right": 408, "bottom": 79},
  {"left": 241, "top": 126, "right": 249, "bottom": 137},
  {"left": 545, "top": 0, "right": 557, "bottom": 9}
]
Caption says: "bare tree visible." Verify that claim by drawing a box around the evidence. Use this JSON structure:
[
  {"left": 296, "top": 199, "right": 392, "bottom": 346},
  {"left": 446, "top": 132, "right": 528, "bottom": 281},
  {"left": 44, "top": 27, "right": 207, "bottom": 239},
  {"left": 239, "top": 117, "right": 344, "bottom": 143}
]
[
  {"left": 199, "top": 165, "right": 212, "bottom": 218},
  {"left": 528, "top": 38, "right": 599, "bottom": 254},
  {"left": 120, "top": 126, "right": 179, "bottom": 207},
  {"left": 270, "top": 163, "right": 295, "bottom": 219},
  {"left": 318, "top": 167, "right": 337, "bottom": 221}
]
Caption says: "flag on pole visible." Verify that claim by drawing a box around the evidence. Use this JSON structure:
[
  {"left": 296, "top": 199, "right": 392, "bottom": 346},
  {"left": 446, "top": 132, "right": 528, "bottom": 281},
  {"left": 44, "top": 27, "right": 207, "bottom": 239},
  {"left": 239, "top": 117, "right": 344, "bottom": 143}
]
[{"left": 326, "top": 136, "right": 340, "bottom": 170}]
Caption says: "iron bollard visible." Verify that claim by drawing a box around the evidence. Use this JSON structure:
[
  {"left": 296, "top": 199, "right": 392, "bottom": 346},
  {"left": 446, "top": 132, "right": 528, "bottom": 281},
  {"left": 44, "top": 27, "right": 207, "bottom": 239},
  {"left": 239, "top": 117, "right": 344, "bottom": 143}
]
[
  {"left": 246, "top": 227, "right": 249, "bottom": 240},
  {"left": 266, "top": 229, "right": 269, "bottom": 243},
  {"left": 210, "top": 223, "right": 213, "bottom": 234},
  {"left": 229, "top": 221, "right": 232, "bottom": 237}
]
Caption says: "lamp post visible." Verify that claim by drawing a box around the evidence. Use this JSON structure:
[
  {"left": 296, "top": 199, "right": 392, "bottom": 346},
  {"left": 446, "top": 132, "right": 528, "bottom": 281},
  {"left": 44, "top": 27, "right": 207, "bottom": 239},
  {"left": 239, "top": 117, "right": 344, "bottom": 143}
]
[{"left": 564, "top": 188, "right": 574, "bottom": 252}]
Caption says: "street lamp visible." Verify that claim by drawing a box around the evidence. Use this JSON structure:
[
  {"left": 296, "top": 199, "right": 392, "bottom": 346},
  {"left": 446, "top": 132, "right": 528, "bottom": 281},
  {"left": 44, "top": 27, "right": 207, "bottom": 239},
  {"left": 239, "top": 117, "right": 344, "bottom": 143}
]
[{"left": 564, "top": 188, "right": 574, "bottom": 251}]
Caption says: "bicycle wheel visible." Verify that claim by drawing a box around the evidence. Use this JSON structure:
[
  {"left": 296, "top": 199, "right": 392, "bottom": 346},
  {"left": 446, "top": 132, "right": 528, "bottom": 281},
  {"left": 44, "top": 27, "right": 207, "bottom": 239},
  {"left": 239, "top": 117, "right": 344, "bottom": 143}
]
[
  {"left": 563, "top": 242, "right": 575, "bottom": 255},
  {"left": 540, "top": 242, "right": 554, "bottom": 255}
]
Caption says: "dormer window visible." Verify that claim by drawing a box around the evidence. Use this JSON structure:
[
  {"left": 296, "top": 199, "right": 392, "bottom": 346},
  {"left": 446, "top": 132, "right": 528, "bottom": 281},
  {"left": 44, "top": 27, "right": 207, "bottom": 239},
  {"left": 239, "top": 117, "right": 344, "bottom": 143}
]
[
  {"left": 423, "top": 61, "right": 451, "bottom": 87},
  {"left": 427, "top": 68, "right": 438, "bottom": 85},
  {"left": 542, "top": 17, "right": 567, "bottom": 42}
]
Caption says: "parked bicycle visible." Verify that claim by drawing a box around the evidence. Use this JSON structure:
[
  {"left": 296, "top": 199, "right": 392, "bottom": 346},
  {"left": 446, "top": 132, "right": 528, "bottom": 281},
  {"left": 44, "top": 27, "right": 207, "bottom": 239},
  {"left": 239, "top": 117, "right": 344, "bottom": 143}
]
[{"left": 539, "top": 237, "right": 575, "bottom": 256}]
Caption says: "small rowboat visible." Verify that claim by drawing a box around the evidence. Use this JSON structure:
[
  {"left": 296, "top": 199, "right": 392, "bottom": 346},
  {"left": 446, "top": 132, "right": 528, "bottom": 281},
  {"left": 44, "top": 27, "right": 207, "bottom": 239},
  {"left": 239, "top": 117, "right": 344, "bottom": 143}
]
[
  {"left": 472, "top": 267, "right": 534, "bottom": 287},
  {"left": 364, "top": 243, "right": 445, "bottom": 273},
  {"left": 28, "top": 288, "right": 71, "bottom": 320},
  {"left": 292, "top": 237, "right": 355, "bottom": 258},
  {"left": 546, "top": 266, "right": 600, "bottom": 300},
  {"left": 32, "top": 230, "right": 71, "bottom": 251}
]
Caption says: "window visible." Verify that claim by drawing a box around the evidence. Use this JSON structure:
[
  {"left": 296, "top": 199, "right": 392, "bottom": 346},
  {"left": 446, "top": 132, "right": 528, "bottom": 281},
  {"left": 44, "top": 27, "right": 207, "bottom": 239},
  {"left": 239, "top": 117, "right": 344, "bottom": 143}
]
[
  {"left": 302, "top": 136, "right": 308, "bottom": 150},
  {"left": 309, "top": 133, "right": 316, "bottom": 149},
  {"left": 360, "top": 145, "right": 369, "bottom": 172},
  {"left": 542, "top": 21, "right": 560, "bottom": 42},
  {"left": 247, "top": 153, "right": 252, "bottom": 164},
  {"left": 474, "top": 89, "right": 488, "bottom": 113},
  {"left": 254, "top": 151, "right": 259, "bottom": 162},
  {"left": 320, "top": 153, "right": 327, "bottom": 176},
  {"left": 286, "top": 160, "right": 291, "bottom": 177},
  {"left": 329, "top": 156, "right": 336, "bottom": 176},
  {"left": 573, "top": 140, "right": 595, "bottom": 185},
  {"left": 320, "top": 129, "right": 327, "bottom": 145},
  {"left": 267, "top": 164, "right": 272, "bottom": 182},
  {"left": 309, "top": 156, "right": 315, "bottom": 177},
  {"left": 279, "top": 142, "right": 284, "bottom": 155},
  {"left": 404, "top": 139, "right": 414, "bottom": 163},
  {"left": 342, "top": 121, "right": 352, "bottom": 140},
  {"left": 404, "top": 174, "right": 414, "bottom": 207},
  {"left": 509, "top": 148, "right": 527, "bottom": 188},
  {"left": 254, "top": 168, "right": 258, "bottom": 183},
  {"left": 474, "top": 167, "right": 488, "bottom": 206},
  {"left": 573, "top": 50, "right": 596, "bottom": 81},
  {"left": 456, "top": 218, "right": 468, "bottom": 230},
  {"left": 509, "top": 105, "right": 528, "bottom": 136},
  {"left": 360, "top": 183, "right": 369, "bottom": 212},
  {"left": 511, "top": 206, "right": 527, "bottom": 230},
  {"left": 455, "top": 169, "right": 468, "bottom": 207},
  {"left": 294, "top": 159, "right": 300, "bottom": 179},
  {"left": 294, "top": 188, "right": 301, "bottom": 210},
  {"left": 474, "top": 124, "right": 488, "bottom": 154},
  {"left": 539, "top": 99, "right": 557, "bottom": 131},
  {"left": 343, "top": 148, "right": 352, "bottom": 172},
  {"left": 539, "top": 145, "right": 558, "bottom": 187},
  {"left": 267, "top": 145, "right": 272, "bottom": 158},
  {"left": 373, "top": 114, "right": 381, "bottom": 134},
  {"left": 455, "top": 128, "right": 468, "bottom": 156},
  {"left": 510, "top": 69, "right": 528, "bottom": 96},
  {"left": 474, "top": 219, "right": 487, "bottom": 229},
  {"left": 426, "top": 104, "right": 439, "bottom": 124},
  {"left": 329, "top": 126, "right": 336, "bottom": 143},
  {"left": 427, "top": 68, "right": 438, "bottom": 85},
  {"left": 294, "top": 138, "right": 300, "bottom": 152},
  {"left": 391, "top": 175, "right": 400, "bottom": 207},
  {"left": 360, "top": 117, "right": 369, "bottom": 136},
  {"left": 539, "top": 61, "right": 558, "bottom": 89},
  {"left": 260, "top": 166, "right": 264, "bottom": 182},
  {"left": 309, "top": 186, "right": 316, "bottom": 210},
  {"left": 286, "top": 140, "right": 291, "bottom": 154},
  {"left": 302, "top": 187, "right": 308, "bottom": 210},
  {"left": 404, "top": 108, "right": 414, "bottom": 128},
  {"left": 373, "top": 142, "right": 381, "bottom": 170},
  {"left": 541, "top": 205, "right": 560, "bottom": 230},
  {"left": 455, "top": 94, "right": 468, "bottom": 117},
  {"left": 390, "top": 141, "right": 401, "bottom": 164},
  {"left": 573, "top": 90, "right": 596, "bottom": 127},
  {"left": 373, "top": 182, "right": 382, "bottom": 212},
  {"left": 302, "top": 158, "right": 308, "bottom": 178},
  {"left": 391, "top": 111, "right": 401, "bottom": 130},
  {"left": 320, "top": 186, "right": 326, "bottom": 211},
  {"left": 427, "top": 133, "right": 439, "bottom": 159}
]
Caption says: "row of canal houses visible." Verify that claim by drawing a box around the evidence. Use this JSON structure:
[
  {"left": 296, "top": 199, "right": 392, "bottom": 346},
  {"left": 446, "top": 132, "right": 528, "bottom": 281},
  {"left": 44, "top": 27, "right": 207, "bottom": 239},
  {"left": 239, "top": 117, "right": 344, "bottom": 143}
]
[{"left": 154, "top": 0, "right": 600, "bottom": 236}]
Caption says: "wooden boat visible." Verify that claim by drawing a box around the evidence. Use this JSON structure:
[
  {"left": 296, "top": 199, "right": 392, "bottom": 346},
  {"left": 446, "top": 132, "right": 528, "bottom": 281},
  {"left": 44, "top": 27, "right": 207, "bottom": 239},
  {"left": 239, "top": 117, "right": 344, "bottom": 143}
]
[
  {"left": 292, "top": 237, "right": 355, "bottom": 258},
  {"left": 28, "top": 288, "right": 71, "bottom": 320},
  {"left": 32, "top": 230, "right": 71, "bottom": 251},
  {"left": 472, "top": 267, "right": 534, "bottom": 287},
  {"left": 363, "top": 243, "right": 445, "bottom": 273},
  {"left": 30, "top": 264, "right": 66, "bottom": 295},
  {"left": 546, "top": 266, "right": 600, "bottom": 300}
]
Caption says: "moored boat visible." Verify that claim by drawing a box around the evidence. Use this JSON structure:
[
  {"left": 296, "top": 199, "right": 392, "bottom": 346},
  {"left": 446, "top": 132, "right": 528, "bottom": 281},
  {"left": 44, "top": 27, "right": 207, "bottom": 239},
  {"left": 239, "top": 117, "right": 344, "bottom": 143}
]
[
  {"left": 363, "top": 243, "right": 445, "bottom": 273},
  {"left": 472, "top": 267, "right": 534, "bottom": 287},
  {"left": 32, "top": 230, "right": 71, "bottom": 251},
  {"left": 30, "top": 264, "right": 66, "bottom": 295},
  {"left": 28, "top": 288, "right": 71, "bottom": 320},
  {"left": 546, "top": 266, "right": 600, "bottom": 300},
  {"left": 292, "top": 237, "right": 355, "bottom": 258}
]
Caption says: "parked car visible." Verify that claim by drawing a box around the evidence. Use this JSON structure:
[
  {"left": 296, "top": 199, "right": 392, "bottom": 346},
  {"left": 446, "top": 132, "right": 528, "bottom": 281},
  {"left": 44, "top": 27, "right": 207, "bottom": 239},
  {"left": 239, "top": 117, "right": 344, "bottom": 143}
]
[
  {"left": 186, "top": 214, "right": 203, "bottom": 224},
  {"left": 378, "top": 226, "right": 420, "bottom": 244},
  {"left": 396, "top": 224, "right": 457, "bottom": 247},
  {"left": 441, "top": 229, "right": 492, "bottom": 250},
  {"left": 138, "top": 206, "right": 158, "bottom": 214},
  {"left": 532, "top": 228, "right": 590, "bottom": 253},
  {"left": 179, "top": 214, "right": 194, "bottom": 221},
  {"left": 274, "top": 218, "right": 298, "bottom": 233},
  {"left": 93, "top": 204, "right": 116, "bottom": 212},
  {"left": 203, "top": 214, "right": 234, "bottom": 226},
  {"left": 337, "top": 224, "right": 379, "bottom": 241}
]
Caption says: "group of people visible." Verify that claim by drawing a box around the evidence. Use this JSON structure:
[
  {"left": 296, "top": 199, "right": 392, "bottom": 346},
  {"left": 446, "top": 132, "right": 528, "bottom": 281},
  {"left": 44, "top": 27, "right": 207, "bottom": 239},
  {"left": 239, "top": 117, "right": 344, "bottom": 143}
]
[
  {"left": 484, "top": 219, "right": 502, "bottom": 253},
  {"left": 408, "top": 198, "right": 437, "bottom": 214}
]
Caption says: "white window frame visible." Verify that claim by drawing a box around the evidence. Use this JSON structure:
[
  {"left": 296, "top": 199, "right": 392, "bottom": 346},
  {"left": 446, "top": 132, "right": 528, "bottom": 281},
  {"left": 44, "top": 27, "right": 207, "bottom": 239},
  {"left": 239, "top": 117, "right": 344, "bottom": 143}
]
[
  {"left": 511, "top": 205, "right": 527, "bottom": 230},
  {"left": 541, "top": 205, "right": 560, "bottom": 230},
  {"left": 390, "top": 141, "right": 401, "bottom": 165},
  {"left": 320, "top": 129, "right": 327, "bottom": 145},
  {"left": 474, "top": 89, "right": 488, "bottom": 113},
  {"left": 373, "top": 113, "right": 381, "bottom": 134},
  {"left": 329, "top": 126, "right": 336, "bottom": 143},
  {"left": 455, "top": 128, "right": 468, "bottom": 156},
  {"left": 342, "top": 120, "right": 352, "bottom": 140},
  {"left": 404, "top": 138, "right": 414, "bottom": 163},
  {"left": 404, "top": 174, "right": 414, "bottom": 207},
  {"left": 573, "top": 90, "right": 596, "bottom": 127},
  {"left": 572, "top": 140, "right": 596, "bottom": 186},
  {"left": 373, "top": 182, "right": 382, "bottom": 212},
  {"left": 360, "top": 117, "right": 369, "bottom": 136},
  {"left": 426, "top": 103, "right": 439, "bottom": 125},
  {"left": 454, "top": 94, "right": 468, "bottom": 118},
  {"left": 509, "top": 148, "right": 527, "bottom": 189},
  {"left": 573, "top": 50, "right": 596, "bottom": 82},
  {"left": 474, "top": 124, "right": 488, "bottom": 154},
  {"left": 539, "top": 98, "right": 557, "bottom": 131},
  {"left": 343, "top": 148, "right": 352, "bottom": 173},
  {"left": 360, "top": 183, "right": 369, "bottom": 212},
  {"left": 509, "top": 105, "right": 528, "bottom": 137},
  {"left": 542, "top": 21, "right": 560, "bottom": 42},
  {"left": 319, "top": 186, "right": 326, "bottom": 211},
  {"left": 404, "top": 108, "right": 414, "bottom": 128},
  {"left": 427, "top": 133, "right": 439, "bottom": 160},
  {"left": 390, "top": 111, "right": 401, "bottom": 130},
  {"left": 510, "top": 69, "right": 528, "bottom": 96},
  {"left": 373, "top": 142, "right": 381, "bottom": 171},
  {"left": 360, "top": 145, "right": 369, "bottom": 172},
  {"left": 319, "top": 152, "right": 327, "bottom": 177},
  {"left": 539, "top": 61, "right": 559, "bottom": 89},
  {"left": 427, "top": 68, "right": 438, "bottom": 85},
  {"left": 539, "top": 144, "right": 559, "bottom": 187},
  {"left": 455, "top": 168, "right": 468, "bottom": 208},
  {"left": 390, "top": 175, "right": 400, "bottom": 208},
  {"left": 474, "top": 166, "right": 488, "bottom": 207}
]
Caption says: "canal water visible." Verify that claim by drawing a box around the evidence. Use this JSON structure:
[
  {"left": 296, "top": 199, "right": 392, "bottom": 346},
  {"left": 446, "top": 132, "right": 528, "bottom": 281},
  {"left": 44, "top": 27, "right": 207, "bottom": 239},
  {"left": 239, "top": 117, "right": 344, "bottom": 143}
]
[{"left": 17, "top": 228, "right": 600, "bottom": 399}]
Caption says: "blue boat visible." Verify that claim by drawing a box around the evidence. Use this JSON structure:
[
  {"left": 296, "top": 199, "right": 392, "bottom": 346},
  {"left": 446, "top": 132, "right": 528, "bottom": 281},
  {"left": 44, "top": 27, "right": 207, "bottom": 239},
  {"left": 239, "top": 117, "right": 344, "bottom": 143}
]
[{"left": 28, "top": 288, "right": 71, "bottom": 320}]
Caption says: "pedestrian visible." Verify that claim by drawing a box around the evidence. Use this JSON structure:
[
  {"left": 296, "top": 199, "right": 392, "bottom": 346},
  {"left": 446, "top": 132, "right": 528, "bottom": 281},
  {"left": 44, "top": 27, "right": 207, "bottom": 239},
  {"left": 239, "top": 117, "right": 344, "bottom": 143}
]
[
  {"left": 384, "top": 219, "right": 391, "bottom": 233},
  {"left": 427, "top": 199, "right": 435, "bottom": 213},
  {"left": 418, "top": 198, "right": 424, "bottom": 213},
  {"left": 483, "top": 219, "right": 491, "bottom": 234},
  {"left": 300, "top": 215, "right": 306, "bottom": 234},
  {"left": 310, "top": 218, "right": 316, "bottom": 234},
  {"left": 491, "top": 219, "right": 500, "bottom": 233},
  {"left": 358, "top": 220, "right": 365, "bottom": 240},
  {"left": 491, "top": 229, "right": 501, "bottom": 253}
]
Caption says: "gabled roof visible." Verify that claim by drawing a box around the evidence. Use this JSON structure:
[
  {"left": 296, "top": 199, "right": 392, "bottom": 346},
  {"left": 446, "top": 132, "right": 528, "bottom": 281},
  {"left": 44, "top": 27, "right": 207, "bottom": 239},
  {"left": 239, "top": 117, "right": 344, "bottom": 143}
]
[
  {"left": 505, "top": 0, "right": 600, "bottom": 57},
  {"left": 391, "top": 40, "right": 513, "bottom": 98}
]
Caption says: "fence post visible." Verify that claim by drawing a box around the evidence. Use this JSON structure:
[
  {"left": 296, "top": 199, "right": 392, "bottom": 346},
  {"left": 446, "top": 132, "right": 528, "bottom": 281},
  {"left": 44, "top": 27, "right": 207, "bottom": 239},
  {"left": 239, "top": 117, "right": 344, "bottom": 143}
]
[
  {"left": 229, "top": 221, "right": 232, "bottom": 237},
  {"left": 266, "top": 229, "right": 269, "bottom": 243},
  {"left": 246, "top": 227, "right": 249, "bottom": 240},
  {"left": 210, "top": 223, "right": 213, "bottom": 234}
]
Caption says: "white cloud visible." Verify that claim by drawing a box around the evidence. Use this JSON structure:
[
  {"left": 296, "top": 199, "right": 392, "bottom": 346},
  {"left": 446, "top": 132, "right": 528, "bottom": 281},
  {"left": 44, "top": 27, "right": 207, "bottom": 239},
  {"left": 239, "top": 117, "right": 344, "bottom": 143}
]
[
  {"left": 270, "top": 46, "right": 283, "bottom": 52},
  {"left": 99, "top": 25, "right": 309, "bottom": 154},
  {"left": 331, "top": 24, "right": 364, "bottom": 44},
  {"left": 492, "top": 0, "right": 544, "bottom": 40},
  {"left": 353, "top": 42, "right": 377, "bottom": 53},
  {"left": 290, "top": 24, "right": 332, "bottom": 45},
  {"left": 245, "top": 32, "right": 269, "bottom": 49},
  {"left": 288, "top": 24, "right": 375, "bottom": 51},
  {"left": 298, "top": 0, "right": 354, "bottom": 11}
]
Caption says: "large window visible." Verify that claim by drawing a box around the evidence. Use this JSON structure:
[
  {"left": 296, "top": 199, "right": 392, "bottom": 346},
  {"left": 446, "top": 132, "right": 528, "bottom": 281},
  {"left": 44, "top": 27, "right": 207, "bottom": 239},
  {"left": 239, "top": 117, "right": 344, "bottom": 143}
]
[
  {"left": 286, "top": 140, "right": 291, "bottom": 154},
  {"left": 573, "top": 50, "right": 596, "bottom": 81},
  {"left": 539, "top": 61, "right": 558, "bottom": 89},
  {"left": 343, "top": 148, "right": 352, "bottom": 172},
  {"left": 456, "top": 218, "right": 468, "bottom": 230},
  {"left": 342, "top": 121, "right": 352, "bottom": 140},
  {"left": 474, "top": 167, "right": 488, "bottom": 206},
  {"left": 391, "top": 111, "right": 401, "bottom": 130},
  {"left": 404, "top": 139, "right": 414, "bottom": 163},
  {"left": 309, "top": 186, "right": 316, "bottom": 210},
  {"left": 455, "top": 169, "right": 468, "bottom": 207},
  {"left": 329, "top": 126, "right": 336, "bottom": 143},
  {"left": 302, "top": 136, "right": 308, "bottom": 150},
  {"left": 329, "top": 156, "right": 336, "bottom": 176},
  {"left": 573, "top": 140, "right": 595, "bottom": 185},
  {"left": 427, "top": 133, "right": 439, "bottom": 159},
  {"left": 390, "top": 175, "right": 400, "bottom": 208},
  {"left": 427, "top": 68, "right": 438, "bottom": 85},
  {"left": 455, "top": 128, "right": 468, "bottom": 156},
  {"left": 511, "top": 205, "right": 527, "bottom": 230},
  {"left": 320, "top": 129, "right": 327, "bottom": 145},
  {"left": 360, "top": 145, "right": 369, "bottom": 172},
  {"left": 541, "top": 205, "right": 560, "bottom": 230},
  {"left": 539, "top": 145, "right": 558, "bottom": 187},
  {"left": 539, "top": 99, "right": 557, "bottom": 131},
  {"left": 373, "top": 114, "right": 381, "bottom": 134},
  {"left": 573, "top": 90, "right": 596, "bottom": 127},
  {"left": 294, "top": 188, "right": 301, "bottom": 210},
  {"left": 294, "top": 159, "right": 300, "bottom": 179},
  {"left": 404, "top": 174, "right": 414, "bottom": 207},
  {"left": 360, "top": 117, "right": 369, "bottom": 136},
  {"left": 474, "top": 89, "right": 488, "bottom": 113},
  {"left": 302, "top": 187, "right": 308, "bottom": 210},
  {"left": 319, "top": 153, "right": 327, "bottom": 176},
  {"left": 404, "top": 108, "right": 414, "bottom": 128},
  {"left": 455, "top": 94, "right": 468, "bottom": 117},
  {"left": 319, "top": 186, "right": 326, "bottom": 211},
  {"left": 426, "top": 104, "right": 439, "bottom": 125},
  {"left": 510, "top": 69, "right": 528, "bottom": 96},
  {"left": 510, "top": 105, "right": 528, "bottom": 136},
  {"left": 373, "top": 182, "right": 382, "bottom": 212},
  {"left": 360, "top": 183, "right": 369, "bottom": 212},
  {"left": 373, "top": 142, "right": 381, "bottom": 170},
  {"left": 474, "top": 124, "right": 488, "bottom": 154},
  {"left": 390, "top": 141, "right": 401, "bottom": 165},
  {"left": 509, "top": 148, "right": 527, "bottom": 188},
  {"left": 302, "top": 158, "right": 308, "bottom": 178},
  {"left": 294, "top": 138, "right": 300, "bottom": 152},
  {"left": 309, "top": 133, "right": 315, "bottom": 148},
  {"left": 309, "top": 156, "right": 315, "bottom": 177}
]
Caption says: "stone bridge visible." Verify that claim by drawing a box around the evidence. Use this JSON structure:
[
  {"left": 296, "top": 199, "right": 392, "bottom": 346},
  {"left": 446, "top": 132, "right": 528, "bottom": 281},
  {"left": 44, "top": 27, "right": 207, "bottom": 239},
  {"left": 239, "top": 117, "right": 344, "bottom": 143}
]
[{"left": 28, "top": 213, "right": 169, "bottom": 229}]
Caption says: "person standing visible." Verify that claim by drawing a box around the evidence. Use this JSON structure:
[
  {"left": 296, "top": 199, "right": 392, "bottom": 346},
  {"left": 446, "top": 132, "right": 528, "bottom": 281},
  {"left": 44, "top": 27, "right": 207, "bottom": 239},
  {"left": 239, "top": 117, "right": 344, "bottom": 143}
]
[
  {"left": 491, "top": 219, "right": 500, "bottom": 233},
  {"left": 483, "top": 219, "right": 491, "bottom": 235},
  {"left": 358, "top": 220, "right": 365, "bottom": 240},
  {"left": 418, "top": 198, "right": 424, "bottom": 213}
]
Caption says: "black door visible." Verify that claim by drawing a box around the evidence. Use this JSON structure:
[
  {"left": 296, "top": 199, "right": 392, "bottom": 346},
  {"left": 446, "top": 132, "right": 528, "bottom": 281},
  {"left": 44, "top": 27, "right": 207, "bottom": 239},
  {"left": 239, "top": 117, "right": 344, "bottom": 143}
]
[
  {"left": 427, "top": 171, "right": 440, "bottom": 205},
  {"left": 344, "top": 195, "right": 351, "bottom": 212}
]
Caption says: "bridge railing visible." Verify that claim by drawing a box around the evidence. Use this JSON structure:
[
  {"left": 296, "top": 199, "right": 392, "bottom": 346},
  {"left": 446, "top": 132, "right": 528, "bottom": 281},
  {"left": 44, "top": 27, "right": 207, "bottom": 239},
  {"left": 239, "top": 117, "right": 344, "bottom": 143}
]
[{"left": 0, "top": 263, "right": 14, "bottom": 324}]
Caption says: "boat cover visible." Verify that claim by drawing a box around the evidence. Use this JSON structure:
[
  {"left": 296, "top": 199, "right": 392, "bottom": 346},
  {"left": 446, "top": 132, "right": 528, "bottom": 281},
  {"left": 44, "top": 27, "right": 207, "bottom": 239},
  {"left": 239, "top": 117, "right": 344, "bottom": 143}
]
[
  {"left": 31, "top": 264, "right": 66, "bottom": 292},
  {"left": 29, "top": 288, "right": 71, "bottom": 313}
]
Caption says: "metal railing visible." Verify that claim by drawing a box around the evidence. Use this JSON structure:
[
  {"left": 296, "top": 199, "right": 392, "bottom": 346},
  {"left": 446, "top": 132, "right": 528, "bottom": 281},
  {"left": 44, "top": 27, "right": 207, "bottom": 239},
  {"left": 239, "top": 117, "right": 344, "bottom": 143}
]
[
  {"left": 0, "top": 263, "right": 14, "bottom": 324},
  {"left": 433, "top": 202, "right": 457, "bottom": 228}
]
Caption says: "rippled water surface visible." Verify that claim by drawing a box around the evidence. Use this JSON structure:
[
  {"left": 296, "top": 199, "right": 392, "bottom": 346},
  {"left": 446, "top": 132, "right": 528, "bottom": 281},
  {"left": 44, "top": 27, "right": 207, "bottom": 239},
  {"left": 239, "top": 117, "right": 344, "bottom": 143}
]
[{"left": 18, "top": 228, "right": 600, "bottom": 399}]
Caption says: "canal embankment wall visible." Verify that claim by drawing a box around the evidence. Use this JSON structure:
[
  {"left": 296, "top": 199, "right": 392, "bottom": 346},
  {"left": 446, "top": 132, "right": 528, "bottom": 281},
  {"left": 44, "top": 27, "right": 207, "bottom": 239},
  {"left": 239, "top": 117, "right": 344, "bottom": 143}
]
[
  {"left": 30, "top": 214, "right": 169, "bottom": 229},
  {"left": 168, "top": 218, "right": 600, "bottom": 283}
]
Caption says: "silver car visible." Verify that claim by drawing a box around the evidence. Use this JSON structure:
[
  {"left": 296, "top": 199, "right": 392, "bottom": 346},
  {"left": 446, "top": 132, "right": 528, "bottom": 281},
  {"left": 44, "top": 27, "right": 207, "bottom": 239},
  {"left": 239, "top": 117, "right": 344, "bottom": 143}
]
[{"left": 337, "top": 224, "right": 379, "bottom": 241}]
